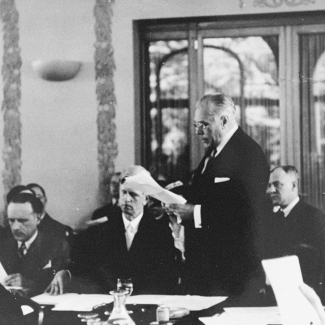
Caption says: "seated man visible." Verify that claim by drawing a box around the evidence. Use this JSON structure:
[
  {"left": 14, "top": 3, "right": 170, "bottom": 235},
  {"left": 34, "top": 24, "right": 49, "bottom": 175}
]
[
  {"left": 0, "top": 192, "right": 71, "bottom": 296},
  {"left": 26, "top": 183, "right": 73, "bottom": 242},
  {"left": 71, "top": 166, "right": 179, "bottom": 295},
  {"left": 265, "top": 165, "right": 325, "bottom": 293}
]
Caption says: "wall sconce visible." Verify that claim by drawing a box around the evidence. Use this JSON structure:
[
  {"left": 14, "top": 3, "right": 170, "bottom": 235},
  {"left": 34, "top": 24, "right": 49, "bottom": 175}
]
[{"left": 32, "top": 60, "right": 82, "bottom": 81}]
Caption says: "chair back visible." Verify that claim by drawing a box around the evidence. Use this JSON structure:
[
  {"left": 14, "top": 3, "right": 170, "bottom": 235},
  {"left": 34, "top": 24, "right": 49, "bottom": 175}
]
[
  {"left": 17, "top": 296, "right": 44, "bottom": 325},
  {"left": 293, "top": 243, "right": 325, "bottom": 296}
]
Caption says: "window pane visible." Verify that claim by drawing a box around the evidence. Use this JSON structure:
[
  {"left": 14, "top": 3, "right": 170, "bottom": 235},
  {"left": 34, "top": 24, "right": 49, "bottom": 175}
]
[
  {"left": 148, "top": 40, "right": 190, "bottom": 183},
  {"left": 203, "top": 37, "right": 280, "bottom": 168},
  {"left": 301, "top": 33, "right": 325, "bottom": 210}
]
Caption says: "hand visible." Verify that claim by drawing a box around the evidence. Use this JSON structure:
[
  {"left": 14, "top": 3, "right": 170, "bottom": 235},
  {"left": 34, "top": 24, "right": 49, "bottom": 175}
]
[
  {"left": 299, "top": 283, "right": 325, "bottom": 325},
  {"left": 166, "top": 203, "right": 195, "bottom": 222},
  {"left": 4, "top": 273, "right": 35, "bottom": 296},
  {"left": 45, "top": 270, "right": 71, "bottom": 295}
]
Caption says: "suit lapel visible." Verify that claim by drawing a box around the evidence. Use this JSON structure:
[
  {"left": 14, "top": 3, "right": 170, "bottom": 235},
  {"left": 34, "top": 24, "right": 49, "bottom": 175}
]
[{"left": 127, "top": 212, "right": 150, "bottom": 255}]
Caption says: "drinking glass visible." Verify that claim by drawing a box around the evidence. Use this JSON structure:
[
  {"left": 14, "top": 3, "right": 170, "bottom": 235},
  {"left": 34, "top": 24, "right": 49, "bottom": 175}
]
[{"left": 117, "top": 278, "right": 133, "bottom": 296}]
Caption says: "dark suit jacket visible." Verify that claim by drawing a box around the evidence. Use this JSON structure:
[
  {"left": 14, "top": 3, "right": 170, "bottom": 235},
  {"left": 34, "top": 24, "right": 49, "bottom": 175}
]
[
  {"left": 72, "top": 207, "right": 179, "bottom": 295},
  {"left": 264, "top": 199, "right": 325, "bottom": 291},
  {"left": 0, "top": 231, "right": 71, "bottom": 296},
  {"left": 0, "top": 284, "right": 25, "bottom": 325},
  {"left": 183, "top": 127, "right": 269, "bottom": 296}
]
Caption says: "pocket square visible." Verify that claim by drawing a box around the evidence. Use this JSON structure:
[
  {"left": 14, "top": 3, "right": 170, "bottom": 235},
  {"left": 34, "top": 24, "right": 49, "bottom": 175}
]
[
  {"left": 214, "top": 177, "right": 230, "bottom": 183},
  {"left": 42, "top": 260, "right": 52, "bottom": 269}
]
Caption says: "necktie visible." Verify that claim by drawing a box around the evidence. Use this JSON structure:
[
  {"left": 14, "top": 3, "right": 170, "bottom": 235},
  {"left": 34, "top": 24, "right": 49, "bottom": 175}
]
[
  {"left": 273, "top": 209, "right": 285, "bottom": 218},
  {"left": 18, "top": 242, "right": 27, "bottom": 258},
  {"left": 125, "top": 224, "right": 136, "bottom": 250},
  {"left": 201, "top": 148, "right": 217, "bottom": 174}
]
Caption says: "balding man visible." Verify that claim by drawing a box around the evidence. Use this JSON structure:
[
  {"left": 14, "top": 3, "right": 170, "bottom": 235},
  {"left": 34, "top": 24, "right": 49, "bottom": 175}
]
[
  {"left": 167, "top": 93, "right": 269, "bottom": 298},
  {"left": 265, "top": 165, "right": 325, "bottom": 293},
  {"left": 72, "top": 166, "right": 179, "bottom": 295}
]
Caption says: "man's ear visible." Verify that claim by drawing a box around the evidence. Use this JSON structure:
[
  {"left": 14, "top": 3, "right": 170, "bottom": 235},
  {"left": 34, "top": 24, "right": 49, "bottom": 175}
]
[
  {"left": 292, "top": 180, "right": 298, "bottom": 190},
  {"left": 221, "top": 115, "right": 228, "bottom": 127},
  {"left": 35, "top": 213, "right": 42, "bottom": 225}
]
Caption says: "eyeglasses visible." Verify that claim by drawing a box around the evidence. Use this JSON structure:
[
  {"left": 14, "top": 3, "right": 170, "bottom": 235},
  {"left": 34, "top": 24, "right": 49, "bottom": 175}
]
[{"left": 193, "top": 122, "right": 209, "bottom": 130}]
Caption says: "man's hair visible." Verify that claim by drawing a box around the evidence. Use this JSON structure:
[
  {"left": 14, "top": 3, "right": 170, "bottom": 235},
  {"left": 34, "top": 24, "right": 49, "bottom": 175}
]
[
  {"left": 197, "top": 93, "right": 236, "bottom": 116},
  {"left": 8, "top": 192, "right": 44, "bottom": 215},
  {"left": 6, "top": 185, "right": 32, "bottom": 204},
  {"left": 271, "top": 165, "right": 300, "bottom": 185},
  {"left": 120, "top": 165, "right": 150, "bottom": 183},
  {"left": 26, "top": 183, "right": 46, "bottom": 198}
]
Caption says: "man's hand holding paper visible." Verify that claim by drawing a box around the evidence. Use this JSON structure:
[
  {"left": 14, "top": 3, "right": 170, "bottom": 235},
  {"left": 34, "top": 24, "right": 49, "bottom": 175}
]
[{"left": 165, "top": 203, "right": 195, "bottom": 222}]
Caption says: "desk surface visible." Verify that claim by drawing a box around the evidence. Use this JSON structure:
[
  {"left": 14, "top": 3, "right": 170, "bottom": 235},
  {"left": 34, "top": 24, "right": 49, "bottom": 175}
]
[{"left": 38, "top": 303, "right": 207, "bottom": 325}]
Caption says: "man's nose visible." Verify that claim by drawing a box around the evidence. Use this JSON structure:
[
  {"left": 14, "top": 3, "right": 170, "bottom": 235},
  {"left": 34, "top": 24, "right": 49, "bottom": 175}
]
[
  {"left": 195, "top": 127, "right": 203, "bottom": 135},
  {"left": 11, "top": 220, "right": 20, "bottom": 230},
  {"left": 124, "top": 192, "right": 133, "bottom": 201},
  {"left": 266, "top": 184, "right": 275, "bottom": 194}
]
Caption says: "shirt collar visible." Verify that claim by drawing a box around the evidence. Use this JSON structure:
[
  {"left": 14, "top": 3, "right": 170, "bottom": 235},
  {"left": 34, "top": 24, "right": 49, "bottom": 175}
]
[
  {"left": 122, "top": 213, "right": 143, "bottom": 232},
  {"left": 215, "top": 124, "right": 238, "bottom": 157},
  {"left": 273, "top": 196, "right": 300, "bottom": 217},
  {"left": 282, "top": 196, "right": 300, "bottom": 217},
  {"left": 18, "top": 230, "right": 38, "bottom": 250}
]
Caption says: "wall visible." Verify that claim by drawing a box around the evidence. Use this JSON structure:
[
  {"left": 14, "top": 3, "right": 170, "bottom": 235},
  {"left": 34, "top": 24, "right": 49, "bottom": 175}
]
[
  {"left": 0, "top": 0, "right": 98, "bottom": 227},
  {"left": 0, "top": 0, "right": 324, "bottom": 227}
]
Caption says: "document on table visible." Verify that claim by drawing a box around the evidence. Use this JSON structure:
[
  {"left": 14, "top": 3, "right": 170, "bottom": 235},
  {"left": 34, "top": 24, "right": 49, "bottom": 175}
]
[
  {"left": 200, "top": 307, "right": 281, "bottom": 325},
  {"left": 32, "top": 293, "right": 114, "bottom": 311},
  {"left": 262, "top": 255, "right": 322, "bottom": 325},
  {"left": 126, "top": 295, "right": 227, "bottom": 311},
  {"left": 122, "top": 171, "right": 187, "bottom": 204}
]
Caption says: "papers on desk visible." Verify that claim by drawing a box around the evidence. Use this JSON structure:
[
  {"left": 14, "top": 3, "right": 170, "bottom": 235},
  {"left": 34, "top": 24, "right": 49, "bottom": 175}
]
[
  {"left": 126, "top": 295, "right": 227, "bottom": 311},
  {"left": 262, "top": 255, "right": 322, "bottom": 325},
  {"left": 32, "top": 293, "right": 114, "bottom": 311},
  {"left": 122, "top": 171, "right": 186, "bottom": 205},
  {"left": 200, "top": 307, "right": 281, "bottom": 325},
  {"left": 32, "top": 293, "right": 226, "bottom": 312}
]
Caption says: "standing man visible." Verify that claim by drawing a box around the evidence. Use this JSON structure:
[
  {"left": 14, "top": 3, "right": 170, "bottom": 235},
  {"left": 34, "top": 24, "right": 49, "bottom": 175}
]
[{"left": 167, "top": 93, "right": 269, "bottom": 297}]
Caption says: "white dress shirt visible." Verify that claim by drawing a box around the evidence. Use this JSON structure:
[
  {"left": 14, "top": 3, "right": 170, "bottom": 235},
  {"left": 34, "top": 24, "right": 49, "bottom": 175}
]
[
  {"left": 273, "top": 196, "right": 300, "bottom": 218},
  {"left": 122, "top": 213, "right": 143, "bottom": 250},
  {"left": 18, "top": 230, "right": 38, "bottom": 253}
]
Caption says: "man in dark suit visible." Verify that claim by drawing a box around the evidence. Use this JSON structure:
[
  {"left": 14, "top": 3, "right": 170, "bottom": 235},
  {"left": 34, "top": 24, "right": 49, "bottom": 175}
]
[
  {"left": 26, "top": 183, "right": 73, "bottom": 242},
  {"left": 72, "top": 166, "right": 179, "bottom": 295},
  {"left": 265, "top": 165, "right": 325, "bottom": 294},
  {"left": 167, "top": 93, "right": 269, "bottom": 298},
  {"left": 0, "top": 192, "right": 71, "bottom": 297}
]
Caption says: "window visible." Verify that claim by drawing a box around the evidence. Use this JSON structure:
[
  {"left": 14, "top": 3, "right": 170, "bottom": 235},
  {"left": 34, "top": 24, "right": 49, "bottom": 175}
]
[{"left": 135, "top": 12, "right": 325, "bottom": 210}]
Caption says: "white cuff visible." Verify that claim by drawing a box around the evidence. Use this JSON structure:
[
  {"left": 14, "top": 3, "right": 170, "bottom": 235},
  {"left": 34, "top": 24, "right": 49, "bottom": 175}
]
[{"left": 193, "top": 205, "right": 202, "bottom": 228}]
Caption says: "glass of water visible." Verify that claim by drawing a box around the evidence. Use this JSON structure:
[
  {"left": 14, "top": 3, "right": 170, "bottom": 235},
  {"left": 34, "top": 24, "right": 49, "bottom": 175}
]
[{"left": 117, "top": 278, "right": 133, "bottom": 296}]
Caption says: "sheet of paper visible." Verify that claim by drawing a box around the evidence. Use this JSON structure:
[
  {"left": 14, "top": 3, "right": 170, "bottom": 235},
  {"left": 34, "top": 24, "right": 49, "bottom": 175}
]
[
  {"left": 126, "top": 295, "right": 227, "bottom": 311},
  {"left": 52, "top": 294, "right": 114, "bottom": 311},
  {"left": 32, "top": 293, "right": 80, "bottom": 305},
  {"left": 123, "top": 171, "right": 187, "bottom": 204},
  {"left": 21, "top": 305, "right": 34, "bottom": 316},
  {"left": 200, "top": 307, "right": 281, "bottom": 325},
  {"left": 0, "top": 262, "right": 8, "bottom": 285},
  {"left": 262, "top": 255, "right": 321, "bottom": 325},
  {"left": 86, "top": 216, "right": 108, "bottom": 226}
]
